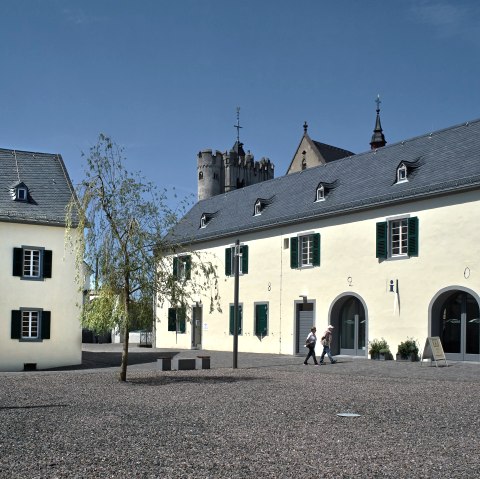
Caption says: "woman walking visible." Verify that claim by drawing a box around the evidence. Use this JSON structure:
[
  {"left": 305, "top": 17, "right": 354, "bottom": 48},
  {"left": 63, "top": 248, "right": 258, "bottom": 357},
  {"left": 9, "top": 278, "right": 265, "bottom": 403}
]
[{"left": 304, "top": 327, "right": 319, "bottom": 365}]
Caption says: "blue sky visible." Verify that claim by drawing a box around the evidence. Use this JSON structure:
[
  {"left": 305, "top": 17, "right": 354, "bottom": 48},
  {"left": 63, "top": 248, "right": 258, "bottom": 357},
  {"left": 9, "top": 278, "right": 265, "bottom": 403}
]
[{"left": 1, "top": 0, "right": 479, "bottom": 204}]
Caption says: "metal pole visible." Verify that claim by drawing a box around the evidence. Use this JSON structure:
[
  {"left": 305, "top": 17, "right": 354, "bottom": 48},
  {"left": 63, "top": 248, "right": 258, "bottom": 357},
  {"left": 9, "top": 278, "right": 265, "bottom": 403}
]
[{"left": 233, "top": 239, "right": 240, "bottom": 368}]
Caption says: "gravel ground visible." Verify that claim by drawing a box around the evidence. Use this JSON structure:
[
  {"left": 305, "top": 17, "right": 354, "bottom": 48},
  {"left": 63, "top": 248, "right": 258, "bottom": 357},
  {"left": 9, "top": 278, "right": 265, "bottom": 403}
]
[{"left": 1, "top": 354, "right": 479, "bottom": 478}]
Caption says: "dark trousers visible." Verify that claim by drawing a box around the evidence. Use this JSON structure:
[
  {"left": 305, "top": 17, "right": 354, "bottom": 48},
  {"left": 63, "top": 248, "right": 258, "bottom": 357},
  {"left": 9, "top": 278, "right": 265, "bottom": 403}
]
[{"left": 304, "top": 345, "right": 318, "bottom": 364}]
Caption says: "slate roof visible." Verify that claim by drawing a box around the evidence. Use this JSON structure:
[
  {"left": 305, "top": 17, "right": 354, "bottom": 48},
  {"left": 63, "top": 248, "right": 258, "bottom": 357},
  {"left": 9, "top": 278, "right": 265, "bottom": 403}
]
[
  {"left": 167, "top": 118, "right": 480, "bottom": 245},
  {"left": 0, "top": 148, "right": 77, "bottom": 226},
  {"left": 311, "top": 140, "right": 354, "bottom": 162}
]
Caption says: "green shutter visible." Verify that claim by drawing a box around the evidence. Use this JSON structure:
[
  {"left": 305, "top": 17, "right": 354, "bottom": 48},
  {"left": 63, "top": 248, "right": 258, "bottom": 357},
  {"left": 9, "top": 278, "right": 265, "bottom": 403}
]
[
  {"left": 185, "top": 256, "right": 192, "bottom": 280},
  {"left": 178, "top": 308, "right": 186, "bottom": 333},
  {"left": 241, "top": 245, "right": 248, "bottom": 274},
  {"left": 168, "top": 308, "right": 177, "bottom": 331},
  {"left": 255, "top": 304, "right": 268, "bottom": 336},
  {"left": 41, "top": 311, "right": 51, "bottom": 339},
  {"left": 13, "top": 248, "right": 23, "bottom": 276},
  {"left": 408, "top": 217, "right": 419, "bottom": 257},
  {"left": 11, "top": 310, "right": 21, "bottom": 339},
  {"left": 43, "top": 250, "right": 52, "bottom": 278},
  {"left": 290, "top": 237, "right": 298, "bottom": 269},
  {"left": 173, "top": 257, "right": 178, "bottom": 278},
  {"left": 225, "top": 247, "right": 232, "bottom": 276},
  {"left": 376, "top": 222, "right": 388, "bottom": 259},
  {"left": 229, "top": 305, "right": 242, "bottom": 335},
  {"left": 312, "top": 233, "right": 321, "bottom": 267}
]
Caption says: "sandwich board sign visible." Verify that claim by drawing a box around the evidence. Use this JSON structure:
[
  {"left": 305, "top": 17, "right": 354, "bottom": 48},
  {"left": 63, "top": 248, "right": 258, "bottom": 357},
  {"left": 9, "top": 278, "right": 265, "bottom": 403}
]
[{"left": 422, "top": 336, "right": 448, "bottom": 367}]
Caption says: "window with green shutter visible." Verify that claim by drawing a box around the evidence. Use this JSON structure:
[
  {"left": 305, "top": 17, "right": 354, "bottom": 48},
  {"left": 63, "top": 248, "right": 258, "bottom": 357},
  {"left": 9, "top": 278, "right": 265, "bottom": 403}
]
[
  {"left": 173, "top": 255, "right": 191, "bottom": 280},
  {"left": 376, "top": 222, "right": 388, "bottom": 259},
  {"left": 229, "top": 304, "right": 243, "bottom": 335},
  {"left": 290, "top": 233, "right": 320, "bottom": 268},
  {"left": 255, "top": 303, "right": 268, "bottom": 336},
  {"left": 11, "top": 309, "right": 50, "bottom": 341},
  {"left": 13, "top": 247, "right": 52, "bottom": 280},
  {"left": 376, "top": 217, "right": 419, "bottom": 259},
  {"left": 167, "top": 307, "right": 186, "bottom": 333},
  {"left": 225, "top": 245, "right": 248, "bottom": 276}
]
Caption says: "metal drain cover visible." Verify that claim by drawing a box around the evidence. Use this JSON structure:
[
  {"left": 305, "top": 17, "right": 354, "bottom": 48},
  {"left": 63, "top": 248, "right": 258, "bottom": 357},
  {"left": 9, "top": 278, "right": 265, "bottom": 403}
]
[{"left": 336, "top": 412, "right": 361, "bottom": 417}]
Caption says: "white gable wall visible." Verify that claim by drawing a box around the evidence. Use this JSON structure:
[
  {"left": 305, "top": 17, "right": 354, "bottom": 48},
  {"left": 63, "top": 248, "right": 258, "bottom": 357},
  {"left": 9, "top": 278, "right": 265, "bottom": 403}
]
[{"left": 0, "top": 221, "right": 82, "bottom": 371}]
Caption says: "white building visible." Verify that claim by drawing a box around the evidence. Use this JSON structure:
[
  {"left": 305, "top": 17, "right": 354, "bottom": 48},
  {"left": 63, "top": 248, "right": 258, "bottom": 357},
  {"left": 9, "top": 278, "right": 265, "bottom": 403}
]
[
  {"left": 0, "top": 149, "right": 82, "bottom": 371},
  {"left": 157, "top": 118, "right": 480, "bottom": 362}
]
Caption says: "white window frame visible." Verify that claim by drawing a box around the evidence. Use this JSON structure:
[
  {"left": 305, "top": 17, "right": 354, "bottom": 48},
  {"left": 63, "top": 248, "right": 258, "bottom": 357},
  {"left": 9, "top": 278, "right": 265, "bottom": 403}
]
[
  {"left": 23, "top": 249, "right": 41, "bottom": 278},
  {"left": 200, "top": 214, "right": 207, "bottom": 228},
  {"left": 21, "top": 310, "right": 40, "bottom": 339},
  {"left": 300, "top": 234, "right": 314, "bottom": 267},
  {"left": 17, "top": 187, "right": 27, "bottom": 201},
  {"left": 397, "top": 164, "right": 408, "bottom": 183},
  {"left": 254, "top": 200, "right": 262, "bottom": 216},
  {"left": 177, "top": 255, "right": 190, "bottom": 280},
  {"left": 386, "top": 214, "right": 410, "bottom": 258},
  {"left": 229, "top": 245, "right": 243, "bottom": 275},
  {"left": 315, "top": 185, "right": 325, "bottom": 202}
]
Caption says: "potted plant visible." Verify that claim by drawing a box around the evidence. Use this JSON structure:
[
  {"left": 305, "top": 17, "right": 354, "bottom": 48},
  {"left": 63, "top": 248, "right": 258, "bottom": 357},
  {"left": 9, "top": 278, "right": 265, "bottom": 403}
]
[
  {"left": 396, "top": 338, "right": 419, "bottom": 361},
  {"left": 369, "top": 338, "right": 392, "bottom": 360}
]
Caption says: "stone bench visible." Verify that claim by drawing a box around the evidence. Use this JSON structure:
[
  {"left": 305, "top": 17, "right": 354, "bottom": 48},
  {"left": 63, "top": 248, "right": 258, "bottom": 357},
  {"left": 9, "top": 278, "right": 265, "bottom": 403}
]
[{"left": 158, "top": 356, "right": 211, "bottom": 371}]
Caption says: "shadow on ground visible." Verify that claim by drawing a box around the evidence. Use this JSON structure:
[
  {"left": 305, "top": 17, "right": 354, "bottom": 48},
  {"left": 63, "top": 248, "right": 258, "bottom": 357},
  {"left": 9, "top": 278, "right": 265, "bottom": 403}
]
[{"left": 43, "top": 350, "right": 179, "bottom": 371}]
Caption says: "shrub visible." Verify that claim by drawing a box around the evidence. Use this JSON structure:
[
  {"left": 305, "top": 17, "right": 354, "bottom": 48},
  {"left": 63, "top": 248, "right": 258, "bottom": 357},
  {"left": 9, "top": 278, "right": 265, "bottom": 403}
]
[
  {"left": 397, "top": 338, "right": 419, "bottom": 360},
  {"left": 369, "top": 338, "right": 391, "bottom": 358}
]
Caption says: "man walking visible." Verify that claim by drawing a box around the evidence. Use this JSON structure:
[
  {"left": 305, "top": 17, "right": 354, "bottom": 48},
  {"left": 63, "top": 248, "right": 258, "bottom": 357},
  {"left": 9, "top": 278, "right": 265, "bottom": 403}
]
[{"left": 319, "top": 325, "right": 337, "bottom": 364}]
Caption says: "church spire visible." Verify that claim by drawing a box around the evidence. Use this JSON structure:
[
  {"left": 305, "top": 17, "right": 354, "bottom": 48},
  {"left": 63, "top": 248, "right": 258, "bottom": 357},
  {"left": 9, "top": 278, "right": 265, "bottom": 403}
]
[{"left": 370, "top": 94, "right": 387, "bottom": 150}]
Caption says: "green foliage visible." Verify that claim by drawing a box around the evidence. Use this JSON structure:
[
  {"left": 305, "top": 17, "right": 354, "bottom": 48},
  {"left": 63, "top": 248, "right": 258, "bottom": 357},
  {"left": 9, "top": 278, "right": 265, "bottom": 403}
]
[
  {"left": 66, "top": 134, "right": 220, "bottom": 380},
  {"left": 369, "top": 337, "right": 392, "bottom": 358},
  {"left": 397, "top": 338, "right": 419, "bottom": 359}
]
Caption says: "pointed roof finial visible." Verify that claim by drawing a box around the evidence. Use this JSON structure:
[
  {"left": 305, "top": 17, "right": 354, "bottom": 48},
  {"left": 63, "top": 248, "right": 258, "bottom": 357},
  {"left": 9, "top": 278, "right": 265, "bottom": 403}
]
[
  {"left": 234, "top": 106, "right": 242, "bottom": 143},
  {"left": 370, "top": 94, "right": 387, "bottom": 150},
  {"left": 303, "top": 121, "right": 308, "bottom": 134}
]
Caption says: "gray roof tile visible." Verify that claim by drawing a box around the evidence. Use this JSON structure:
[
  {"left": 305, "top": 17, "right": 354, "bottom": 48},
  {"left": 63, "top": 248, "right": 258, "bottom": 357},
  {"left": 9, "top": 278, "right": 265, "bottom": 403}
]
[
  {"left": 168, "top": 119, "right": 480, "bottom": 245},
  {"left": 0, "top": 148, "right": 77, "bottom": 226}
]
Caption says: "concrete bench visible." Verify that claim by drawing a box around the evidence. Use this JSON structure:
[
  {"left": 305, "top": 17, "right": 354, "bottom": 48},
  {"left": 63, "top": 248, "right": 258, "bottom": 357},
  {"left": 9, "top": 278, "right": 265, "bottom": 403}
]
[
  {"left": 172, "top": 358, "right": 196, "bottom": 371},
  {"left": 196, "top": 355, "right": 210, "bottom": 369},
  {"left": 157, "top": 357, "right": 172, "bottom": 371},
  {"left": 158, "top": 356, "right": 211, "bottom": 371}
]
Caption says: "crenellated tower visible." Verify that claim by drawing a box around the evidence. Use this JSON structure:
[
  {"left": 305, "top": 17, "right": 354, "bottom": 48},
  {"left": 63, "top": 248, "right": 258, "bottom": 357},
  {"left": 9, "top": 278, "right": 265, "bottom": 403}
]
[{"left": 197, "top": 109, "right": 274, "bottom": 201}]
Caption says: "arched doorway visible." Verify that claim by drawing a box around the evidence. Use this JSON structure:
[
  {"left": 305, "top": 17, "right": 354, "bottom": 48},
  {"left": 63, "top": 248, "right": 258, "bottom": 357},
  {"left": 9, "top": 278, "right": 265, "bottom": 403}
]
[
  {"left": 330, "top": 295, "right": 367, "bottom": 356},
  {"left": 431, "top": 289, "right": 480, "bottom": 361}
]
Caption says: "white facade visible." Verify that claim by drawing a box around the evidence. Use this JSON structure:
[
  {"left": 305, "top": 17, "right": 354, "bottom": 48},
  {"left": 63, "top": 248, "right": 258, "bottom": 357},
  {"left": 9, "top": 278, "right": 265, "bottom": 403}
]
[
  {"left": 156, "top": 190, "right": 480, "bottom": 360},
  {"left": 0, "top": 222, "right": 82, "bottom": 371}
]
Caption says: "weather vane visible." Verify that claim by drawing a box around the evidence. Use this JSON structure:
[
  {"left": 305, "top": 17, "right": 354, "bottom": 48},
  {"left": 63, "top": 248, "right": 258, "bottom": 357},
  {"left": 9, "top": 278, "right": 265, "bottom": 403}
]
[{"left": 234, "top": 106, "right": 242, "bottom": 142}]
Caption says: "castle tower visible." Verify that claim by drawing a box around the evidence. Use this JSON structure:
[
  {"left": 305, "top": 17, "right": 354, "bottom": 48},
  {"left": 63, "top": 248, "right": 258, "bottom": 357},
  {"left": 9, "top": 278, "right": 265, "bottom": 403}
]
[
  {"left": 196, "top": 109, "right": 274, "bottom": 201},
  {"left": 197, "top": 149, "right": 224, "bottom": 201},
  {"left": 370, "top": 95, "right": 387, "bottom": 150}
]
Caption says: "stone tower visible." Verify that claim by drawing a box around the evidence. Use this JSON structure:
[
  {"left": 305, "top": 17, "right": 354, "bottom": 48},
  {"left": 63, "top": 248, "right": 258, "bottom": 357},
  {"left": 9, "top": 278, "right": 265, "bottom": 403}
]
[{"left": 197, "top": 141, "right": 274, "bottom": 201}]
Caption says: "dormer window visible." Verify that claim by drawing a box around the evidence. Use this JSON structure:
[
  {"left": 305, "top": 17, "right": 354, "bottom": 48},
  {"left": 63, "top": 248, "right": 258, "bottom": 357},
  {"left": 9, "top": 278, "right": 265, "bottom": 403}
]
[
  {"left": 200, "top": 212, "right": 217, "bottom": 229},
  {"left": 17, "top": 187, "right": 27, "bottom": 201},
  {"left": 315, "top": 184, "right": 325, "bottom": 202},
  {"left": 253, "top": 197, "right": 274, "bottom": 217},
  {"left": 11, "top": 182, "right": 30, "bottom": 202},
  {"left": 397, "top": 163, "right": 408, "bottom": 183},
  {"left": 254, "top": 200, "right": 262, "bottom": 216}
]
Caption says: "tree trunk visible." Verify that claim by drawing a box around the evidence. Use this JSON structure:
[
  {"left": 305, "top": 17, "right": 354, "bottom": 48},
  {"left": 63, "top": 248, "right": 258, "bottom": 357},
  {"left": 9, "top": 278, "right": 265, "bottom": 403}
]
[{"left": 119, "top": 283, "right": 130, "bottom": 381}]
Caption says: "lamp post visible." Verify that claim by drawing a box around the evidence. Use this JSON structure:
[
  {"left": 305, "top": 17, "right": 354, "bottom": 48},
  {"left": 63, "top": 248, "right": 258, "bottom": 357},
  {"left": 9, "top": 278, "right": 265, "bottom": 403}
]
[{"left": 233, "top": 239, "right": 241, "bottom": 368}]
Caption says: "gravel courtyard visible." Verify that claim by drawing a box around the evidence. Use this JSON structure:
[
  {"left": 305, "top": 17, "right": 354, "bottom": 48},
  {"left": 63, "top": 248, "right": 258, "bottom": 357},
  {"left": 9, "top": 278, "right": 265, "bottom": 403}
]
[{"left": 1, "top": 348, "right": 479, "bottom": 478}]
